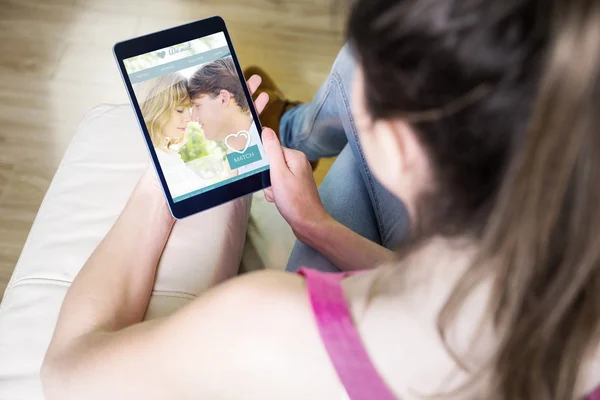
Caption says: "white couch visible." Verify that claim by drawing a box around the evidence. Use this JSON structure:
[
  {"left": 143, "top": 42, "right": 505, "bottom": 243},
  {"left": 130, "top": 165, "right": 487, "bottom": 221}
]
[{"left": 0, "top": 105, "right": 296, "bottom": 399}]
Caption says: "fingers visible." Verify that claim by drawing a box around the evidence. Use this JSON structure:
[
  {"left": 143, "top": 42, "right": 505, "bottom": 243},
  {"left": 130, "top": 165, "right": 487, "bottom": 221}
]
[
  {"left": 262, "top": 128, "right": 287, "bottom": 176},
  {"left": 281, "top": 147, "right": 305, "bottom": 160},
  {"left": 254, "top": 92, "right": 269, "bottom": 115},
  {"left": 247, "top": 74, "right": 269, "bottom": 115},
  {"left": 246, "top": 74, "right": 262, "bottom": 96},
  {"left": 281, "top": 147, "right": 310, "bottom": 175},
  {"left": 264, "top": 187, "right": 274, "bottom": 203}
]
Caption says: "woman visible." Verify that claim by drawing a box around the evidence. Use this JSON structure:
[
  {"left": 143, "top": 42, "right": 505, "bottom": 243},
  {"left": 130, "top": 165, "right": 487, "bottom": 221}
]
[
  {"left": 139, "top": 73, "right": 207, "bottom": 198},
  {"left": 42, "top": 0, "right": 600, "bottom": 399}
]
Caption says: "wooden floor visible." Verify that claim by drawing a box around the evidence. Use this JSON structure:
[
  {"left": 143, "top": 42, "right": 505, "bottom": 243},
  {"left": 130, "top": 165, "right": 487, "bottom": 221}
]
[{"left": 0, "top": 0, "right": 343, "bottom": 298}]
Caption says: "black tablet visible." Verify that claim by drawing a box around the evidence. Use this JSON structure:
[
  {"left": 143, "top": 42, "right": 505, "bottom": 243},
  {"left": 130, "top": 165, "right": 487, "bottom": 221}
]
[{"left": 114, "top": 16, "right": 270, "bottom": 219}]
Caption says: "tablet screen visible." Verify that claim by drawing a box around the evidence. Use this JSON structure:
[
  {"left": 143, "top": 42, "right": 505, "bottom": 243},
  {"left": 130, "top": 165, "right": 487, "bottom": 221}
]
[{"left": 123, "top": 32, "right": 269, "bottom": 203}]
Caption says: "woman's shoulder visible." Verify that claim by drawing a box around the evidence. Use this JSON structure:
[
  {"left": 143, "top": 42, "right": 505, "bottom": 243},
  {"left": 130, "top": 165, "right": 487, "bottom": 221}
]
[
  {"left": 341, "top": 252, "right": 492, "bottom": 399},
  {"left": 45, "top": 270, "right": 345, "bottom": 400}
]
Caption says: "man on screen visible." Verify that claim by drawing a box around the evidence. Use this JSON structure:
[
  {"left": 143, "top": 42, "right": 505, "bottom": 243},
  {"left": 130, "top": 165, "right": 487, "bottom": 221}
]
[{"left": 188, "top": 56, "right": 268, "bottom": 175}]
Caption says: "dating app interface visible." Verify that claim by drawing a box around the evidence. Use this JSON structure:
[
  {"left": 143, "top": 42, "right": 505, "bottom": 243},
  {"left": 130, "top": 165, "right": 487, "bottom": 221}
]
[{"left": 124, "top": 32, "right": 269, "bottom": 203}]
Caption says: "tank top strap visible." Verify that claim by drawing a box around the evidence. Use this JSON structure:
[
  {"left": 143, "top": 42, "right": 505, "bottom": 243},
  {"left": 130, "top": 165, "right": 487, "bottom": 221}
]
[{"left": 298, "top": 267, "right": 397, "bottom": 400}]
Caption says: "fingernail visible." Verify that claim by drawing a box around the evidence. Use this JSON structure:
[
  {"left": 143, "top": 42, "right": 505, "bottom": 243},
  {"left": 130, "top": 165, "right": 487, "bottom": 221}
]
[{"left": 263, "top": 129, "right": 275, "bottom": 141}]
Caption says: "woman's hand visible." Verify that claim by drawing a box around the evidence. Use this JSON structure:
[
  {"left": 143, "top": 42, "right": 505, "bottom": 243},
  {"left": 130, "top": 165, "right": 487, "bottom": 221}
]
[
  {"left": 262, "top": 128, "right": 330, "bottom": 242},
  {"left": 246, "top": 74, "right": 269, "bottom": 115}
]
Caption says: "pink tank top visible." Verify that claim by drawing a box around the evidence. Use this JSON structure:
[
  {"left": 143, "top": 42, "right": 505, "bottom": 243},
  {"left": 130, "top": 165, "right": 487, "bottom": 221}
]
[{"left": 298, "top": 268, "right": 600, "bottom": 400}]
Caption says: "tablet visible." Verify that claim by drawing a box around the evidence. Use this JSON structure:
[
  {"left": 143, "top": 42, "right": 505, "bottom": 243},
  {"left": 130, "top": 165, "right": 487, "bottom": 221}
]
[{"left": 114, "top": 16, "right": 270, "bottom": 219}]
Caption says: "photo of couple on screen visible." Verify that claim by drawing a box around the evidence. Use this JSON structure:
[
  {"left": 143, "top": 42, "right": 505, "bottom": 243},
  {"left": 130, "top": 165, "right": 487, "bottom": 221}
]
[{"left": 132, "top": 55, "right": 268, "bottom": 201}]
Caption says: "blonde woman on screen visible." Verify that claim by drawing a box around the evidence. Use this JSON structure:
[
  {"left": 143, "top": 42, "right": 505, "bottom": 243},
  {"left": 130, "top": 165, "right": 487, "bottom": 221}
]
[{"left": 138, "top": 73, "right": 207, "bottom": 199}]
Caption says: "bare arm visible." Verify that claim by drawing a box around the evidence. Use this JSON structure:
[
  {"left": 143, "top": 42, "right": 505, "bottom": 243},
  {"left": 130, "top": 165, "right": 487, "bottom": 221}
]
[
  {"left": 297, "top": 214, "right": 395, "bottom": 271},
  {"left": 262, "top": 129, "right": 394, "bottom": 271},
  {"left": 46, "top": 169, "right": 174, "bottom": 342},
  {"left": 42, "top": 169, "right": 173, "bottom": 360},
  {"left": 42, "top": 270, "right": 344, "bottom": 400}
]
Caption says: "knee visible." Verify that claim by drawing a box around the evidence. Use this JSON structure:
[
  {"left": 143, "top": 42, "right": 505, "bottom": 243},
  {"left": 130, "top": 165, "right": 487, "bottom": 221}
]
[{"left": 331, "top": 44, "right": 356, "bottom": 83}]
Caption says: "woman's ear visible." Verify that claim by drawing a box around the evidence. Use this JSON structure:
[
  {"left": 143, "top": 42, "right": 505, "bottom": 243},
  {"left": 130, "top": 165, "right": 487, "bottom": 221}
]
[
  {"left": 367, "top": 119, "right": 430, "bottom": 212},
  {"left": 220, "top": 90, "right": 231, "bottom": 107},
  {"left": 370, "top": 120, "right": 410, "bottom": 173}
]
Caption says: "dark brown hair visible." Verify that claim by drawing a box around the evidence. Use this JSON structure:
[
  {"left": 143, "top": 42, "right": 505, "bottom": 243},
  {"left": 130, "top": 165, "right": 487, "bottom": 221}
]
[
  {"left": 188, "top": 56, "right": 249, "bottom": 112},
  {"left": 349, "top": 0, "right": 600, "bottom": 398}
]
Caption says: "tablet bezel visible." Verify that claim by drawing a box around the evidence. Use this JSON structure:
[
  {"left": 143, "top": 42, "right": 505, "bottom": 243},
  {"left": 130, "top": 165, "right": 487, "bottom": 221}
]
[{"left": 113, "top": 16, "right": 270, "bottom": 219}]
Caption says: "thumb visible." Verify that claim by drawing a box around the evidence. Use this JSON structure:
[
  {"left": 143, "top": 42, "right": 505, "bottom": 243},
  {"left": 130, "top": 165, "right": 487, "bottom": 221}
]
[{"left": 262, "top": 128, "right": 287, "bottom": 174}]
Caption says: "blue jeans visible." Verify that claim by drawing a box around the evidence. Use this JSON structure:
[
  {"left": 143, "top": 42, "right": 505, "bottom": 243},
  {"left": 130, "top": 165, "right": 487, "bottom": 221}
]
[{"left": 280, "top": 45, "right": 411, "bottom": 273}]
